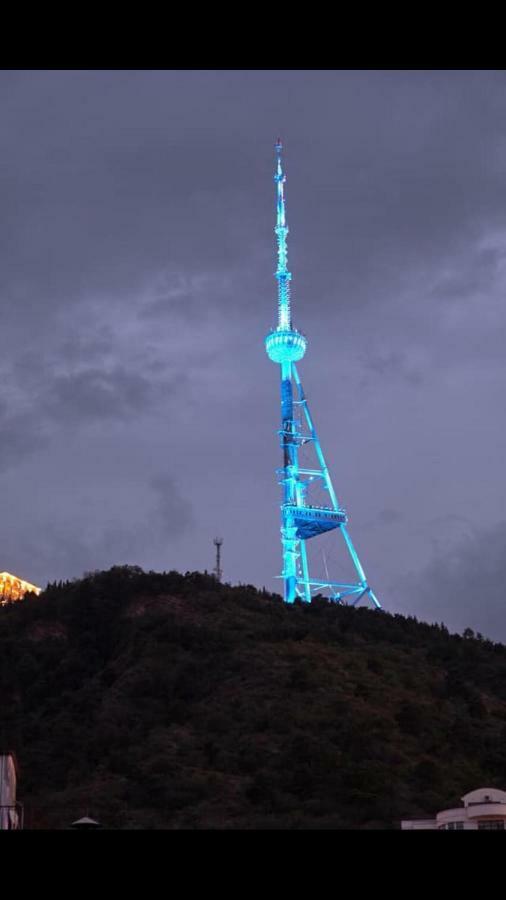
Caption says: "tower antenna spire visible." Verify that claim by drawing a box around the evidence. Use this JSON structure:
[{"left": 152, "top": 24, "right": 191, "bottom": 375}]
[
  {"left": 274, "top": 138, "right": 292, "bottom": 330},
  {"left": 265, "top": 142, "right": 382, "bottom": 609}
]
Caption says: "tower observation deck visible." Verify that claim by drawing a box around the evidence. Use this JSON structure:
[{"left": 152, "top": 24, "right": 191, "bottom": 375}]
[{"left": 265, "top": 141, "right": 381, "bottom": 608}]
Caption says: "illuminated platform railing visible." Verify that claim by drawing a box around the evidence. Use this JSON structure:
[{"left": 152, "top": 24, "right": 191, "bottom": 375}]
[{"left": 283, "top": 504, "right": 347, "bottom": 539}]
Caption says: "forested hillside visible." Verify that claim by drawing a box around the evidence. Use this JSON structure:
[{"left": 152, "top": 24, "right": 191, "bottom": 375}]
[{"left": 1, "top": 566, "right": 506, "bottom": 829}]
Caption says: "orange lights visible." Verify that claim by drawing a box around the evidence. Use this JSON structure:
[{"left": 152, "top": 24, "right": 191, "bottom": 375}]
[{"left": 0, "top": 572, "right": 41, "bottom": 604}]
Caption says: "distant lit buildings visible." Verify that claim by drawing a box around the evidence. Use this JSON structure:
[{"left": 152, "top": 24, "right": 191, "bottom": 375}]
[
  {"left": 0, "top": 571, "right": 41, "bottom": 605},
  {"left": 401, "top": 788, "right": 506, "bottom": 830},
  {"left": 0, "top": 753, "right": 21, "bottom": 829}
]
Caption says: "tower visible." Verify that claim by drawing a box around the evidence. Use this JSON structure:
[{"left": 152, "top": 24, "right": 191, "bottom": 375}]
[
  {"left": 265, "top": 141, "right": 382, "bottom": 608},
  {"left": 213, "top": 537, "right": 223, "bottom": 583}
]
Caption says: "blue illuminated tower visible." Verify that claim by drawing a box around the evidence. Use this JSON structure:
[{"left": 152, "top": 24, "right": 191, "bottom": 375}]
[{"left": 265, "top": 141, "right": 382, "bottom": 608}]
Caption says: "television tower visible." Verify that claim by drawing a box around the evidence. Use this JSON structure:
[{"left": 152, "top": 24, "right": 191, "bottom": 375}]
[
  {"left": 213, "top": 537, "right": 223, "bottom": 583},
  {"left": 265, "top": 141, "right": 382, "bottom": 608}
]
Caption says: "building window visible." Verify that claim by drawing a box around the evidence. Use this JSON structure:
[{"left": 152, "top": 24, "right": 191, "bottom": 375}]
[{"left": 477, "top": 820, "right": 505, "bottom": 830}]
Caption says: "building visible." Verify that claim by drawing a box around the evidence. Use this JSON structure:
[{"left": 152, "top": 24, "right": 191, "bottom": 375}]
[
  {"left": 0, "top": 571, "right": 41, "bottom": 605},
  {"left": 401, "top": 787, "right": 506, "bottom": 830},
  {"left": 0, "top": 753, "right": 21, "bottom": 830}
]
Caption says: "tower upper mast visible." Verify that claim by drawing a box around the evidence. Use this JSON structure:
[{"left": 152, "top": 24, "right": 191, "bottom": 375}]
[
  {"left": 266, "top": 142, "right": 307, "bottom": 365},
  {"left": 274, "top": 139, "right": 292, "bottom": 330}
]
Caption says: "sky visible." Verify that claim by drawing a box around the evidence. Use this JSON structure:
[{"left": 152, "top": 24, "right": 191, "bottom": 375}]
[{"left": 2, "top": 69, "right": 506, "bottom": 640}]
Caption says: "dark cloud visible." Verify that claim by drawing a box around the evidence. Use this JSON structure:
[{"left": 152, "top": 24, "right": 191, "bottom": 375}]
[
  {"left": 0, "top": 411, "right": 49, "bottom": 473},
  {"left": 150, "top": 475, "right": 193, "bottom": 539},
  {"left": 1, "top": 70, "right": 506, "bottom": 637},
  {"left": 0, "top": 471, "right": 193, "bottom": 587},
  {"left": 42, "top": 367, "right": 156, "bottom": 424},
  {"left": 361, "top": 350, "right": 425, "bottom": 387},
  {"left": 399, "top": 522, "right": 506, "bottom": 643},
  {"left": 379, "top": 508, "right": 403, "bottom": 526}
]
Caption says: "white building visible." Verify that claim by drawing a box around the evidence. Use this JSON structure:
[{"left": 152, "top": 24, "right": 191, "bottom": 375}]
[
  {"left": 0, "top": 753, "right": 21, "bottom": 830},
  {"left": 402, "top": 787, "right": 506, "bottom": 830}
]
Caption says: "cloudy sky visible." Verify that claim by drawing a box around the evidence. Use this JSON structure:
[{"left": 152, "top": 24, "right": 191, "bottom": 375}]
[{"left": 2, "top": 69, "right": 506, "bottom": 639}]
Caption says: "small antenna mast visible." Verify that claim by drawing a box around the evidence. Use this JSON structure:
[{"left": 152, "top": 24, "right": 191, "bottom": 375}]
[{"left": 213, "top": 537, "right": 223, "bottom": 582}]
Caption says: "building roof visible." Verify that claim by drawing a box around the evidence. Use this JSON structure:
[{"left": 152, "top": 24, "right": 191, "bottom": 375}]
[{"left": 462, "top": 787, "right": 506, "bottom": 806}]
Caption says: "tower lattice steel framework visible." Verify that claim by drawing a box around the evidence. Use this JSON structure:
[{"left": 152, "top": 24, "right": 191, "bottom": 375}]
[{"left": 265, "top": 141, "right": 382, "bottom": 608}]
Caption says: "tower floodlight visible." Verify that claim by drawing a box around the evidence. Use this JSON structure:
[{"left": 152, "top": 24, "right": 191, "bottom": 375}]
[{"left": 265, "top": 142, "right": 382, "bottom": 608}]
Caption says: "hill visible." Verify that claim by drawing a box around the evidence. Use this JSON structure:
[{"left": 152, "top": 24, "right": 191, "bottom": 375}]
[{"left": 1, "top": 566, "right": 506, "bottom": 829}]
